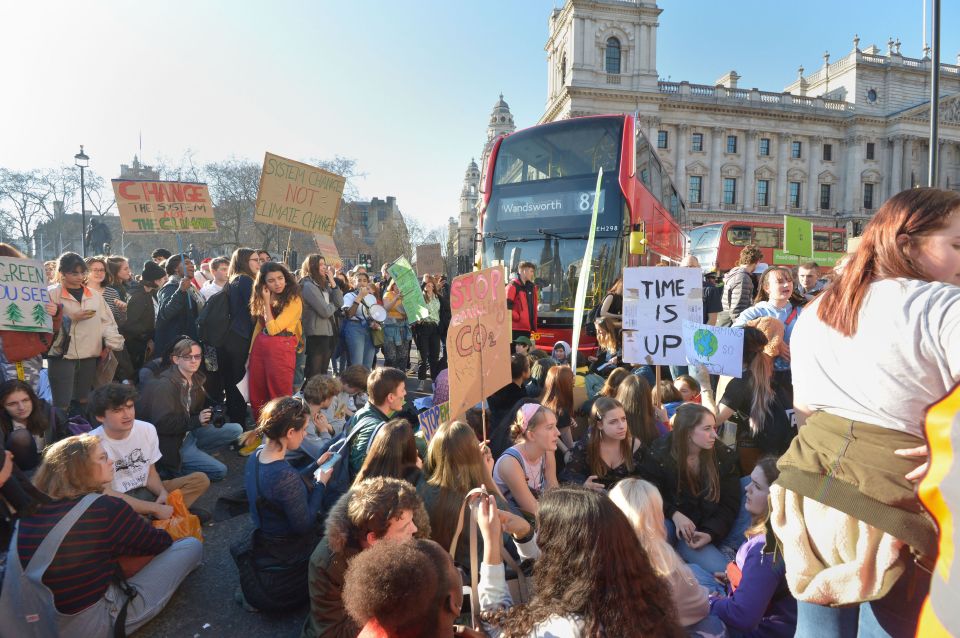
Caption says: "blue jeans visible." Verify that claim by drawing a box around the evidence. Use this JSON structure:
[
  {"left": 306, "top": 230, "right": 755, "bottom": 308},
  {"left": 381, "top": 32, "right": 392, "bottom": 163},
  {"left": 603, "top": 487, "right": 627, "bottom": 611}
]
[
  {"left": 718, "top": 476, "right": 752, "bottom": 558},
  {"left": 794, "top": 557, "right": 929, "bottom": 638},
  {"left": 585, "top": 373, "right": 605, "bottom": 398},
  {"left": 343, "top": 320, "right": 375, "bottom": 368},
  {"left": 666, "top": 518, "right": 731, "bottom": 574},
  {"left": 178, "top": 422, "right": 243, "bottom": 481}
]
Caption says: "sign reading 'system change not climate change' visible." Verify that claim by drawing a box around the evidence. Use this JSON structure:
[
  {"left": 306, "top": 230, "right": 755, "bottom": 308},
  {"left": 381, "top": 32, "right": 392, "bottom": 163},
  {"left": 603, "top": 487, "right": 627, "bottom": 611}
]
[
  {"left": 112, "top": 180, "right": 217, "bottom": 233},
  {"left": 255, "top": 153, "right": 346, "bottom": 234},
  {"left": 0, "top": 257, "right": 53, "bottom": 332}
]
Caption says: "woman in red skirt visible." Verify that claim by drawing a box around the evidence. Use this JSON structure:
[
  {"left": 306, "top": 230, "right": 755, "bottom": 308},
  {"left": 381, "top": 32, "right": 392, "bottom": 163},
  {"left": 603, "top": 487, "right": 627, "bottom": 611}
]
[{"left": 247, "top": 262, "right": 302, "bottom": 421}]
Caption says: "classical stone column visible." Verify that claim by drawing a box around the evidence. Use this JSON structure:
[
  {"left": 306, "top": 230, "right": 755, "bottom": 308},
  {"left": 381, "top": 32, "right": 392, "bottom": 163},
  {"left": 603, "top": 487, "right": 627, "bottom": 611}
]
[
  {"left": 807, "top": 135, "right": 822, "bottom": 214},
  {"left": 743, "top": 130, "right": 757, "bottom": 212},
  {"left": 675, "top": 124, "right": 688, "bottom": 192},
  {"left": 709, "top": 127, "right": 724, "bottom": 210},
  {"left": 775, "top": 133, "right": 790, "bottom": 211},
  {"left": 842, "top": 136, "right": 862, "bottom": 214},
  {"left": 904, "top": 137, "right": 915, "bottom": 187},
  {"left": 890, "top": 135, "right": 904, "bottom": 196}
]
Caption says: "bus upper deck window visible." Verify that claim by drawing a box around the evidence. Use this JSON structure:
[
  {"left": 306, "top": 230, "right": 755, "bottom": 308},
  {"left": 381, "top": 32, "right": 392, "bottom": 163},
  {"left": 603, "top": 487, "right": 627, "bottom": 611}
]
[{"left": 726, "top": 226, "right": 752, "bottom": 246}]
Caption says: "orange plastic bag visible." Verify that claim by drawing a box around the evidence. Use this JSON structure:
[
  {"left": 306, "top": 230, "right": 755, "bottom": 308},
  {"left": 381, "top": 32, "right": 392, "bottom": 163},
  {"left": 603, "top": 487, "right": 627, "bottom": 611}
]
[{"left": 152, "top": 489, "right": 203, "bottom": 542}]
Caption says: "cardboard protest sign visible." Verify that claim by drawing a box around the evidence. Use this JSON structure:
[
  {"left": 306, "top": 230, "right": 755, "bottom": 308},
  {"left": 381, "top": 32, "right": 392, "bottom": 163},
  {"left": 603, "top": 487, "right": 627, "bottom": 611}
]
[
  {"left": 255, "top": 152, "right": 345, "bottom": 235},
  {"left": 417, "top": 402, "right": 450, "bottom": 443},
  {"left": 387, "top": 256, "right": 429, "bottom": 322},
  {"left": 416, "top": 244, "right": 444, "bottom": 277},
  {"left": 0, "top": 258, "right": 53, "bottom": 332},
  {"left": 622, "top": 267, "right": 703, "bottom": 365},
  {"left": 313, "top": 234, "right": 342, "bottom": 267},
  {"left": 784, "top": 215, "right": 813, "bottom": 258},
  {"left": 682, "top": 321, "right": 744, "bottom": 377},
  {"left": 112, "top": 179, "right": 216, "bottom": 233},
  {"left": 446, "top": 267, "right": 512, "bottom": 421}
]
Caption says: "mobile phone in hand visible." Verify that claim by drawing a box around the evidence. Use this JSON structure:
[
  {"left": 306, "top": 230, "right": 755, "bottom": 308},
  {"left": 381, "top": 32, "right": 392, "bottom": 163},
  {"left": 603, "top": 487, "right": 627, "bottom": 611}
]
[{"left": 318, "top": 452, "right": 341, "bottom": 473}]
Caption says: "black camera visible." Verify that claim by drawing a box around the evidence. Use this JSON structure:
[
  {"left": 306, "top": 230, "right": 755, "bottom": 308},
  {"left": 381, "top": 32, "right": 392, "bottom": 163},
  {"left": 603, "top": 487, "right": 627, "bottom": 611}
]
[{"left": 210, "top": 404, "right": 227, "bottom": 428}]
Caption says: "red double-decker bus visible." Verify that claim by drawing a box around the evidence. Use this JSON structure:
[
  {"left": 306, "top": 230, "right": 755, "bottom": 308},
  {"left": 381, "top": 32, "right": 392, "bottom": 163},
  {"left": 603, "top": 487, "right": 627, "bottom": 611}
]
[
  {"left": 478, "top": 114, "right": 687, "bottom": 351},
  {"left": 688, "top": 221, "right": 846, "bottom": 273}
]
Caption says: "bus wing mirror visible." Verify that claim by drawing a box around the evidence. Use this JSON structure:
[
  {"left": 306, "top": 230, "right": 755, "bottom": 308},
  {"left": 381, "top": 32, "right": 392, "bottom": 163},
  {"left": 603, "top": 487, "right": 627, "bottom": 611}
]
[{"left": 630, "top": 228, "right": 647, "bottom": 255}]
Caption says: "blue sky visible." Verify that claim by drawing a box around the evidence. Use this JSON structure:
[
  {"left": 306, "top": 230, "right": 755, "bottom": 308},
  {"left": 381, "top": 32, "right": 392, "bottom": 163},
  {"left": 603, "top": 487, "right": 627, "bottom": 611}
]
[{"left": 0, "top": 1, "right": 956, "bottom": 230}]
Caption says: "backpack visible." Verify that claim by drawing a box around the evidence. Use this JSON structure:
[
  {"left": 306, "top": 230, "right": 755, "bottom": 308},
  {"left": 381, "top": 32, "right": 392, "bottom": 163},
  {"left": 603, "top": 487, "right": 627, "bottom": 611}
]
[
  {"left": 313, "top": 412, "right": 388, "bottom": 512},
  {"left": 196, "top": 282, "right": 232, "bottom": 348}
]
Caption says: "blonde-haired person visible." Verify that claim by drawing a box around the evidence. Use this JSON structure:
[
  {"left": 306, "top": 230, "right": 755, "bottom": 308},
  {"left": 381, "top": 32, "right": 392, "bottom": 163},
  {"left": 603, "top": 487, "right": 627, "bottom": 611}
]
[
  {"left": 1, "top": 435, "right": 200, "bottom": 636},
  {"left": 491, "top": 402, "right": 560, "bottom": 516},
  {"left": 610, "top": 478, "right": 728, "bottom": 635}
]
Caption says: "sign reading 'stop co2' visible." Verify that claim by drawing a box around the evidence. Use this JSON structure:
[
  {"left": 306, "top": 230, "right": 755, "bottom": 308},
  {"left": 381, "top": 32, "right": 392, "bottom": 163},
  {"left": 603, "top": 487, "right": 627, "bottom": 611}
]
[{"left": 497, "top": 189, "right": 605, "bottom": 221}]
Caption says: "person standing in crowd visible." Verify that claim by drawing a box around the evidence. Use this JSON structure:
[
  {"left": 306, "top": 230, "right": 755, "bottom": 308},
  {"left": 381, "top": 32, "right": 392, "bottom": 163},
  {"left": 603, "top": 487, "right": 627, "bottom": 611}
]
[
  {"left": 492, "top": 402, "right": 559, "bottom": 515},
  {"left": 598, "top": 274, "right": 624, "bottom": 324},
  {"left": 771, "top": 188, "right": 960, "bottom": 637},
  {"left": 0, "top": 379, "right": 64, "bottom": 473},
  {"left": 341, "top": 270, "right": 377, "bottom": 369},
  {"left": 247, "top": 261, "right": 302, "bottom": 423},
  {"left": 83, "top": 255, "right": 110, "bottom": 299},
  {"left": 561, "top": 397, "right": 645, "bottom": 491},
  {"left": 3, "top": 434, "right": 201, "bottom": 636},
  {"left": 644, "top": 403, "right": 740, "bottom": 574},
  {"left": 584, "top": 316, "right": 623, "bottom": 398},
  {"left": 152, "top": 248, "right": 172, "bottom": 264},
  {"left": 220, "top": 248, "right": 260, "bottom": 425},
  {"left": 380, "top": 280, "right": 411, "bottom": 371},
  {"left": 47, "top": 252, "right": 124, "bottom": 414},
  {"left": 103, "top": 256, "right": 132, "bottom": 326},
  {"left": 347, "top": 367, "right": 407, "bottom": 476},
  {"left": 44, "top": 259, "right": 57, "bottom": 284},
  {"left": 302, "top": 477, "right": 430, "bottom": 638},
  {"left": 414, "top": 279, "right": 443, "bottom": 385},
  {"left": 300, "top": 254, "right": 343, "bottom": 379},
  {"left": 710, "top": 456, "right": 797, "bottom": 637},
  {"left": 154, "top": 254, "right": 204, "bottom": 356},
  {"left": 137, "top": 338, "right": 243, "bottom": 482},
  {"left": 200, "top": 256, "right": 230, "bottom": 301},
  {"left": 437, "top": 274, "right": 451, "bottom": 366},
  {"left": 796, "top": 261, "right": 825, "bottom": 301},
  {"left": 477, "top": 487, "right": 685, "bottom": 637},
  {"left": 122, "top": 261, "right": 165, "bottom": 372},
  {"left": 506, "top": 260, "right": 538, "bottom": 342},
  {"left": 720, "top": 245, "right": 763, "bottom": 326},
  {"left": 257, "top": 249, "right": 271, "bottom": 265}
]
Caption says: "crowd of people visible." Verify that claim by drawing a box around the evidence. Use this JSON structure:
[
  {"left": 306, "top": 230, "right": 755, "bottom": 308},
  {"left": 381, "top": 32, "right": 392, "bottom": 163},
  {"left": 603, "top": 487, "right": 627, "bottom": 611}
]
[{"left": 0, "top": 186, "right": 957, "bottom": 637}]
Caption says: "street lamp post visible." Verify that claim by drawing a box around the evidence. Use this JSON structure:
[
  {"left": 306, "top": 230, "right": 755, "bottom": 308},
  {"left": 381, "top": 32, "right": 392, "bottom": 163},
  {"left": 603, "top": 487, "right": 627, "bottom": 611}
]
[{"left": 74, "top": 145, "right": 89, "bottom": 256}]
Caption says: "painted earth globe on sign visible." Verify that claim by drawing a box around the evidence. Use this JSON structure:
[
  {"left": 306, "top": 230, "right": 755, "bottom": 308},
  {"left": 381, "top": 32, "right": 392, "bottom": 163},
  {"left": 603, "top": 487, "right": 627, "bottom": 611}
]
[{"left": 693, "top": 329, "right": 718, "bottom": 358}]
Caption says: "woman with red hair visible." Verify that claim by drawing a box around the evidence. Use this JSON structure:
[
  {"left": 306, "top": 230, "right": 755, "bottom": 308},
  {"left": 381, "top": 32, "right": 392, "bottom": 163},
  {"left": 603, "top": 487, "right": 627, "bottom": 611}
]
[{"left": 771, "top": 188, "right": 960, "bottom": 637}]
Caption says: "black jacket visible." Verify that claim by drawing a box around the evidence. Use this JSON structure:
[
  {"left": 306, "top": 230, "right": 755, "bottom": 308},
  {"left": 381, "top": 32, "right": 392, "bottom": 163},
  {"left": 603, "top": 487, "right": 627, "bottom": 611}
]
[
  {"left": 136, "top": 366, "right": 206, "bottom": 475},
  {"left": 643, "top": 432, "right": 741, "bottom": 542},
  {"left": 122, "top": 283, "right": 156, "bottom": 342},
  {"left": 155, "top": 277, "right": 202, "bottom": 355}
]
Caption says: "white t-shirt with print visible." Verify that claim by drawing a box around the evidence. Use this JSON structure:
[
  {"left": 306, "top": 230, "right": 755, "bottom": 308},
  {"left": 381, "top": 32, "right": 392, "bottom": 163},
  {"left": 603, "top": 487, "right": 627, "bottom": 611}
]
[{"left": 91, "top": 419, "right": 162, "bottom": 494}]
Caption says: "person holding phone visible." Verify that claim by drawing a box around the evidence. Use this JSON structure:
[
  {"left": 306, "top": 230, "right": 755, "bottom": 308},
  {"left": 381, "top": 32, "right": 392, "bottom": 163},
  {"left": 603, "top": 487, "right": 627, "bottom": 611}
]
[
  {"left": 47, "top": 252, "right": 124, "bottom": 413},
  {"left": 560, "top": 397, "right": 647, "bottom": 491}
]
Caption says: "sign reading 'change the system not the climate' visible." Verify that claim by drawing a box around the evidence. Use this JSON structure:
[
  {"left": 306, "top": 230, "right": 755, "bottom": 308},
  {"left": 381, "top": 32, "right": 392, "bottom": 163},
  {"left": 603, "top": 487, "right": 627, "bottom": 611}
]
[
  {"left": 0, "top": 257, "right": 53, "bottom": 332},
  {"left": 255, "top": 153, "right": 346, "bottom": 235},
  {"left": 112, "top": 180, "right": 217, "bottom": 233},
  {"left": 622, "top": 267, "right": 703, "bottom": 366}
]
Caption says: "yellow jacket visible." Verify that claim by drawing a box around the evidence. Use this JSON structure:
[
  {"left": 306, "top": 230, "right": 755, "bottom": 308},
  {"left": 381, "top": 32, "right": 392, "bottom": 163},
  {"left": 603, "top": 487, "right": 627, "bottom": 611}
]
[{"left": 251, "top": 296, "right": 302, "bottom": 345}]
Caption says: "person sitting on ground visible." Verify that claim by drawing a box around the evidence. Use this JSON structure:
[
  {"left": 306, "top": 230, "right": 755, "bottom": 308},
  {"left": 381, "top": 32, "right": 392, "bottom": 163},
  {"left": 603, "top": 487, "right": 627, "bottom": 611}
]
[
  {"left": 610, "top": 479, "right": 727, "bottom": 635},
  {"left": 343, "top": 538, "right": 487, "bottom": 638},
  {"left": 235, "top": 396, "right": 334, "bottom": 612},
  {"left": 709, "top": 456, "right": 796, "bottom": 637},
  {"left": 513, "top": 335, "right": 533, "bottom": 356},
  {"left": 615, "top": 374, "right": 666, "bottom": 446},
  {"left": 90, "top": 383, "right": 209, "bottom": 520},
  {"left": 292, "top": 374, "right": 344, "bottom": 467},
  {"left": 6, "top": 434, "right": 201, "bottom": 636},
  {"left": 137, "top": 338, "right": 244, "bottom": 482},
  {"left": 539, "top": 365, "right": 576, "bottom": 452},
  {"left": 656, "top": 380, "right": 685, "bottom": 423},
  {"left": 525, "top": 356, "right": 555, "bottom": 399},
  {"left": 302, "top": 477, "right": 431, "bottom": 638},
  {"left": 325, "top": 364, "right": 370, "bottom": 435},
  {"left": 487, "top": 354, "right": 530, "bottom": 433},
  {"left": 560, "top": 397, "right": 647, "bottom": 492},
  {"left": 643, "top": 403, "right": 741, "bottom": 575},
  {"left": 551, "top": 340, "right": 571, "bottom": 366},
  {"left": 584, "top": 317, "right": 624, "bottom": 398},
  {"left": 674, "top": 375, "right": 702, "bottom": 404},
  {"left": 0, "top": 380, "right": 66, "bottom": 474},
  {"left": 492, "top": 402, "right": 560, "bottom": 516},
  {"left": 355, "top": 419, "right": 423, "bottom": 485},
  {"left": 578, "top": 366, "right": 630, "bottom": 418},
  {"left": 477, "top": 486, "right": 685, "bottom": 637},
  {"left": 347, "top": 367, "right": 408, "bottom": 477}
]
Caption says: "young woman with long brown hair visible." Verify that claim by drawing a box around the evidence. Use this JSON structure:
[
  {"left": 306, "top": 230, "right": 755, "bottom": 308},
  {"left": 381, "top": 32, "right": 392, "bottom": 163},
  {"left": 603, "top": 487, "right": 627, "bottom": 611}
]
[
  {"left": 560, "top": 397, "right": 646, "bottom": 492},
  {"left": 644, "top": 403, "right": 740, "bottom": 574},
  {"left": 584, "top": 316, "right": 623, "bottom": 398},
  {"left": 299, "top": 253, "right": 342, "bottom": 378},
  {"left": 771, "top": 188, "right": 960, "bottom": 637},
  {"left": 219, "top": 247, "right": 261, "bottom": 424},
  {"left": 477, "top": 485, "right": 684, "bottom": 637},
  {"left": 539, "top": 365, "right": 575, "bottom": 448},
  {"left": 354, "top": 418, "right": 422, "bottom": 485},
  {"left": 615, "top": 374, "right": 665, "bottom": 446},
  {"left": 0, "top": 380, "right": 64, "bottom": 472},
  {"left": 247, "top": 262, "right": 302, "bottom": 422}
]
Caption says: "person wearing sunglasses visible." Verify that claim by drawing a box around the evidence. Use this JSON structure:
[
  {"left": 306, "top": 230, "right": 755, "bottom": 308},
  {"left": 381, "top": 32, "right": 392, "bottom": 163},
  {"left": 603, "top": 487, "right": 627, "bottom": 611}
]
[{"left": 137, "top": 338, "right": 243, "bottom": 482}]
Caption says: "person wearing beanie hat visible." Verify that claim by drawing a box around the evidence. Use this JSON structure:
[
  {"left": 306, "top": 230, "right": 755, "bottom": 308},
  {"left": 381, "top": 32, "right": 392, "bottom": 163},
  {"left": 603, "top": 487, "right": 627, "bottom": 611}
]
[{"left": 121, "top": 260, "right": 167, "bottom": 370}]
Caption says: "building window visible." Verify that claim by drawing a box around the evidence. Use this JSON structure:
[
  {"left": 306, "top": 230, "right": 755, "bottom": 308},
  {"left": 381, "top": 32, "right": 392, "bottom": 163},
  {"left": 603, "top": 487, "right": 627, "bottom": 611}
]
[
  {"left": 657, "top": 130, "right": 668, "bottom": 149},
  {"left": 723, "top": 178, "right": 737, "bottom": 205},
  {"left": 789, "top": 182, "right": 802, "bottom": 208},
  {"left": 823, "top": 143, "right": 832, "bottom": 161},
  {"left": 863, "top": 183, "right": 875, "bottom": 209},
  {"left": 759, "top": 138, "right": 770, "bottom": 156},
  {"left": 605, "top": 37, "right": 621, "bottom": 74},
  {"left": 726, "top": 135, "right": 738, "bottom": 154},
  {"left": 866, "top": 142, "right": 875, "bottom": 160},
  {"left": 691, "top": 133, "right": 703, "bottom": 152},
  {"left": 820, "top": 184, "right": 832, "bottom": 210},
  {"left": 756, "top": 179, "right": 770, "bottom": 207},
  {"left": 560, "top": 55, "right": 566, "bottom": 83},
  {"left": 688, "top": 176, "right": 703, "bottom": 204},
  {"left": 791, "top": 141, "right": 802, "bottom": 159}
]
